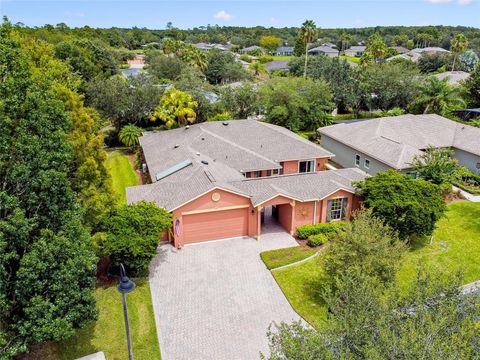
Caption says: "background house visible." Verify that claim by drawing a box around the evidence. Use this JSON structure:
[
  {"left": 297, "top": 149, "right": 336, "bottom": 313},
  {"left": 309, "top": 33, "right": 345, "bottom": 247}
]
[
  {"left": 272, "top": 46, "right": 294, "bottom": 56},
  {"left": 308, "top": 45, "right": 339, "bottom": 57},
  {"left": 319, "top": 114, "right": 480, "bottom": 175},
  {"left": 344, "top": 46, "right": 366, "bottom": 57},
  {"left": 239, "top": 45, "right": 262, "bottom": 54}
]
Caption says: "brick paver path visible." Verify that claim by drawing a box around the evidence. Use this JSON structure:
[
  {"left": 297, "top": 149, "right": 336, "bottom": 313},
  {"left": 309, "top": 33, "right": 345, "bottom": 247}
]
[{"left": 149, "top": 223, "right": 301, "bottom": 360}]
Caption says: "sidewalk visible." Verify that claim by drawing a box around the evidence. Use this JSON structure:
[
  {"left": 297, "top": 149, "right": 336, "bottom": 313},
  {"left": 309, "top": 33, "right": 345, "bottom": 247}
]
[{"left": 452, "top": 186, "right": 480, "bottom": 202}]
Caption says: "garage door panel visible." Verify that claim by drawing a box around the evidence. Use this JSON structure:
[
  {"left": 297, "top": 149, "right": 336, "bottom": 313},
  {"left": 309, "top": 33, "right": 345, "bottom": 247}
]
[{"left": 183, "top": 208, "right": 248, "bottom": 244}]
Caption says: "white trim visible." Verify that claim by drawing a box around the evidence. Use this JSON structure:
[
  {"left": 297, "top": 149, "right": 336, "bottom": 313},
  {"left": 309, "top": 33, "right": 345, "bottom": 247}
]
[
  {"left": 354, "top": 154, "right": 360, "bottom": 167},
  {"left": 181, "top": 204, "right": 250, "bottom": 216},
  {"left": 316, "top": 187, "right": 354, "bottom": 201},
  {"left": 298, "top": 159, "right": 315, "bottom": 174},
  {"left": 169, "top": 186, "right": 251, "bottom": 212},
  {"left": 313, "top": 201, "right": 317, "bottom": 224},
  {"left": 364, "top": 158, "right": 370, "bottom": 169}
]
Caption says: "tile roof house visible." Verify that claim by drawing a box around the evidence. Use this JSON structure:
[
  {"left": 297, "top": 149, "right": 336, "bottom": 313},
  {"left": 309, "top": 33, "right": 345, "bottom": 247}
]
[
  {"left": 319, "top": 114, "right": 480, "bottom": 175},
  {"left": 127, "top": 120, "right": 367, "bottom": 247},
  {"left": 308, "top": 46, "right": 339, "bottom": 57}
]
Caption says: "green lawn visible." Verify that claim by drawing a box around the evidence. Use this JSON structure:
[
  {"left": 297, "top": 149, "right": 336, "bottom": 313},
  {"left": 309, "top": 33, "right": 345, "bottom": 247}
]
[
  {"left": 271, "top": 55, "right": 293, "bottom": 60},
  {"left": 339, "top": 55, "right": 361, "bottom": 63},
  {"left": 260, "top": 246, "right": 316, "bottom": 270},
  {"left": 273, "top": 201, "right": 480, "bottom": 329},
  {"left": 37, "top": 279, "right": 160, "bottom": 360},
  {"left": 106, "top": 150, "right": 139, "bottom": 204}
]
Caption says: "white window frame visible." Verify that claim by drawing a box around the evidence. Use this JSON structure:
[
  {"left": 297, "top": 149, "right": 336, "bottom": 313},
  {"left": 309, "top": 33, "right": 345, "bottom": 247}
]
[
  {"left": 355, "top": 154, "right": 360, "bottom": 167},
  {"left": 364, "top": 158, "right": 370, "bottom": 169},
  {"left": 328, "top": 198, "right": 347, "bottom": 222},
  {"left": 298, "top": 159, "right": 315, "bottom": 173}
]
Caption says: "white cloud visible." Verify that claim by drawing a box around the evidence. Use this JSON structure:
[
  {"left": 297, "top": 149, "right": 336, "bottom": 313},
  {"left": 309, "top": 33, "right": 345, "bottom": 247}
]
[
  {"left": 214, "top": 10, "right": 233, "bottom": 22},
  {"left": 458, "top": 0, "right": 473, "bottom": 5},
  {"left": 425, "top": 0, "right": 452, "bottom": 3}
]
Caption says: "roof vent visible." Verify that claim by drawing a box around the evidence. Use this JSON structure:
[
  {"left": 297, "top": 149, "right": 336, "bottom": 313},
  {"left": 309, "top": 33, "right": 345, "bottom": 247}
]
[
  {"left": 201, "top": 137, "right": 205, "bottom": 140},
  {"left": 196, "top": 152, "right": 200, "bottom": 156},
  {"left": 201, "top": 160, "right": 209, "bottom": 165},
  {"left": 174, "top": 144, "right": 180, "bottom": 148},
  {"left": 222, "top": 121, "right": 229, "bottom": 126},
  {"left": 185, "top": 125, "right": 190, "bottom": 129}
]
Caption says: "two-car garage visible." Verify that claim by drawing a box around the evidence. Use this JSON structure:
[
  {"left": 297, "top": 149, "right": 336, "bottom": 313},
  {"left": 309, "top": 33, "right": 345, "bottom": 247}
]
[
  {"left": 171, "top": 188, "right": 254, "bottom": 247},
  {"left": 182, "top": 207, "right": 249, "bottom": 245}
]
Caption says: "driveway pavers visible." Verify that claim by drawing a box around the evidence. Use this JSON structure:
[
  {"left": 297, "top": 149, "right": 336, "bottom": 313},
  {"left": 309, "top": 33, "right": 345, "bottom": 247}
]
[{"left": 149, "top": 222, "right": 300, "bottom": 360}]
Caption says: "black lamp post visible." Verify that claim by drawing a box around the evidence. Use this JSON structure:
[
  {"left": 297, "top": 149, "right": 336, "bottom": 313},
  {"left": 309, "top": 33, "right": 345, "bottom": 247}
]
[{"left": 117, "top": 264, "right": 136, "bottom": 360}]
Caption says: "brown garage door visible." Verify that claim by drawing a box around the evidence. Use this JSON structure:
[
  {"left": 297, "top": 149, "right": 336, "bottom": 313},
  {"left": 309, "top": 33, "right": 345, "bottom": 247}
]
[{"left": 182, "top": 208, "right": 249, "bottom": 244}]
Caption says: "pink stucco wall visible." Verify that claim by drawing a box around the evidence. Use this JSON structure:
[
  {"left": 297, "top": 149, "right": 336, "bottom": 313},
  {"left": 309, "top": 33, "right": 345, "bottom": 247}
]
[
  {"left": 293, "top": 201, "right": 316, "bottom": 228},
  {"left": 172, "top": 188, "right": 252, "bottom": 247},
  {"left": 278, "top": 203, "right": 294, "bottom": 234},
  {"left": 282, "top": 160, "right": 299, "bottom": 175},
  {"left": 319, "top": 190, "right": 354, "bottom": 223},
  {"left": 316, "top": 158, "right": 328, "bottom": 172}
]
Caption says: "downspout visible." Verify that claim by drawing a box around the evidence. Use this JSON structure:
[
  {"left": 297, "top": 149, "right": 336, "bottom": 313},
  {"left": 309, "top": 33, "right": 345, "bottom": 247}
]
[{"left": 313, "top": 201, "right": 317, "bottom": 225}]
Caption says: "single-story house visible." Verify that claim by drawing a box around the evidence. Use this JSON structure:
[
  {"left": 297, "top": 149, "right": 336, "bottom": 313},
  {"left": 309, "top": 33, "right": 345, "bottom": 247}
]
[
  {"left": 308, "top": 46, "right": 339, "bottom": 57},
  {"left": 344, "top": 46, "right": 366, "bottom": 57},
  {"left": 127, "top": 120, "right": 366, "bottom": 247},
  {"left": 238, "top": 45, "right": 262, "bottom": 54},
  {"left": 391, "top": 46, "right": 410, "bottom": 54},
  {"left": 386, "top": 51, "right": 421, "bottom": 63},
  {"left": 272, "top": 46, "right": 294, "bottom": 56},
  {"left": 265, "top": 60, "right": 289, "bottom": 72},
  {"left": 195, "top": 42, "right": 231, "bottom": 52},
  {"left": 411, "top": 47, "right": 450, "bottom": 56},
  {"left": 434, "top": 71, "right": 470, "bottom": 86},
  {"left": 318, "top": 114, "right": 480, "bottom": 175}
]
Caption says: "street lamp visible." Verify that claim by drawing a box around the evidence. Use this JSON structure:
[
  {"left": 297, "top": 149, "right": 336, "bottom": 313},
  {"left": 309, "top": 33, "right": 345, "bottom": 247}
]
[{"left": 117, "top": 264, "right": 136, "bottom": 360}]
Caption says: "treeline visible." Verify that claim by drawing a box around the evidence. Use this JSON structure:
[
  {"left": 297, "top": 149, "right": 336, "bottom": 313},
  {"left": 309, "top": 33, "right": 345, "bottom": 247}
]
[{"left": 14, "top": 22, "right": 480, "bottom": 53}]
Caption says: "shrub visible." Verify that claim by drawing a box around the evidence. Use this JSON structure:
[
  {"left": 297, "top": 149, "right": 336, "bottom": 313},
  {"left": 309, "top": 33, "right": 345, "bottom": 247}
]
[
  {"left": 258, "top": 55, "right": 274, "bottom": 63},
  {"left": 307, "top": 233, "right": 328, "bottom": 247},
  {"left": 98, "top": 201, "right": 172, "bottom": 275},
  {"left": 297, "top": 222, "right": 347, "bottom": 239}
]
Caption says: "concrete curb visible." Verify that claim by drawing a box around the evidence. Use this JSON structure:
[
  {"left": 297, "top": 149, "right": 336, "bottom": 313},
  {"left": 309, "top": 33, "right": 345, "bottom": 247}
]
[{"left": 271, "top": 251, "right": 320, "bottom": 271}]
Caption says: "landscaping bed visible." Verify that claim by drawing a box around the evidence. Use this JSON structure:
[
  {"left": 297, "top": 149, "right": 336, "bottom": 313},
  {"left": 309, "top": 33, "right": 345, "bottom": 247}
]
[{"left": 260, "top": 246, "right": 316, "bottom": 270}]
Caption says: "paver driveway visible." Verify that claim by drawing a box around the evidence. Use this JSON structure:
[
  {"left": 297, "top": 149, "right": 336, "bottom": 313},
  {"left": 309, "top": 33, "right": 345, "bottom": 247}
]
[{"left": 149, "top": 222, "right": 302, "bottom": 360}]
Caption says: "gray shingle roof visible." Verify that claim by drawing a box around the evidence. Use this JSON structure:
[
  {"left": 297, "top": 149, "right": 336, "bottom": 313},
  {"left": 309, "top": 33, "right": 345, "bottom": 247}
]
[
  {"left": 308, "top": 46, "right": 339, "bottom": 54},
  {"left": 266, "top": 60, "right": 289, "bottom": 71},
  {"left": 319, "top": 114, "right": 480, "bottom": 169},
  {"left": 231, "top": 168, "right": 367, "bottom": 207},
  {"left": 435, "top": 71, "right": 470, "bottom": 86},
  {"left": 140, "top": 120, "right": 333, "bottom": 182},
  {"left": 126, "top": 120, "right": 356, "bottom": 211}
]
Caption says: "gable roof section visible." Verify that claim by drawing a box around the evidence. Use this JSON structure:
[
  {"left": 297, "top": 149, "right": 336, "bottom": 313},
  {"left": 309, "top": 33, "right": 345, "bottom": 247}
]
[{"left": 319, "top": 114, "right": 480, "bottom": 169}]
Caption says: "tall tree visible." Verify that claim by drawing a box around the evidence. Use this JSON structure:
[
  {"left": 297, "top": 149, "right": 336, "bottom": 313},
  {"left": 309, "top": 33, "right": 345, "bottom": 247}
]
[
  {"left": 464, "top": 64, "right": 480, "bottom": 107},
  {"left": 363, "top": 33, "right": 388, "bottom": 63},
  {"left": 259, "top": 35, "right": 282, "bottom": 53},
  {"left": 0, "top": 23, "right": 97, "bottom": 357},
  {"left": 451, "top": 33, "right": 468, "bottom": 71},
  {"left": 301, "top": 20, "right": 317, "bottom": 78},
  {"left": 410, "top": 146, "right": 459, "bottom": 185},
  {"left": 150, "top": 87, "right": 198, "bottom": 128}
]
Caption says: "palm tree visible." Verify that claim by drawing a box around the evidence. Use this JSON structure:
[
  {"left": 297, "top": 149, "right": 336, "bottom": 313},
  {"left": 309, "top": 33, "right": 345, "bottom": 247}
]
[
  {"left": 119, "top": 124, "right": 143, "bottom": 149},
  {"left": 301, "top": 20, "right": 317, "bottom": 78},
  {"left": 249, "top": 61, "right": 267, "bottom": 78},
  {"left": 451, "top": 33, "right": 468, "bottom": 71},
  {"left": 414, "top": 77, "right": 466, "bottom": 115}
]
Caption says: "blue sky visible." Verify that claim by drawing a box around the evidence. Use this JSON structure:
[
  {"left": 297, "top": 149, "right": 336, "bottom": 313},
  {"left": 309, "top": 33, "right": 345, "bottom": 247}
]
[{"left": 1, "top": 0, "right": 479, "bottom": 29}]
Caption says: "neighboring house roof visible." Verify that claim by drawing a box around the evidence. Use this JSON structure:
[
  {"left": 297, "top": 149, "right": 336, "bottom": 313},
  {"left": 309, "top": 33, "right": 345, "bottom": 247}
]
[
  {"left": 121, "top": 68, "right": 142, "bottom": 77},
  {"left": 412, "top": 47, "right": 450, "bottom": 54},
  {"left": 239, "top": 45, "right": 261, "bottom": 52},
  {"left": 266, "top": 60, "right": 289, "bottom": 71},
  {"left": 322, "top": 42, "right": 337, "bottom": 48},
  {"left": 275, "top": 46, "right": 294, "bottom": 53},
  {"left": 391, "top": 46, "right": 410, "bottom": 54},
  {"left": 346, "top": 46, "right": 366, "bottom": 52},
  {"left": 452, "top": 108, "right": 480, "bottom": 121},
  {"left": 386, "top": 51, "right": 421, "bottom": 62},
  {"left": 319, "top": 114, "right": 480, "bottom": 170},
  {"left": 434, "top": 71, "right": 470, "bottom": 86},
  {"left": 308, "top": 46, "right": 339, "bottom": 55},
  {"left": 195, "top": 43, "right": 231, "bottom": 51}
]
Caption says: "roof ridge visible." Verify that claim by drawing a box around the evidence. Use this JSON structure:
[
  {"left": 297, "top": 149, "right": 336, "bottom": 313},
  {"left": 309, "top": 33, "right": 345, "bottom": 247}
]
[{"left": 199, "top": 126, "right": 279, "bottom": 167}]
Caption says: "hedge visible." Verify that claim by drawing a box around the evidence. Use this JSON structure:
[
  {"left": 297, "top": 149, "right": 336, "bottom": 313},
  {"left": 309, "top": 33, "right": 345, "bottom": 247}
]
[
  {"left": 307, "top": 233, "right": 328, "bottom": 247},
  {"left": 297, "top": 222, "right": 347, "bottom": 239}
]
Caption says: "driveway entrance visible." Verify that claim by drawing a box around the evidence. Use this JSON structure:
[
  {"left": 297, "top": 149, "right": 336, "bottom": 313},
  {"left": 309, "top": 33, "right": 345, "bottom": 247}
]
[{"left": 149, "top": 234, "right": 300, "bottom": 359}]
